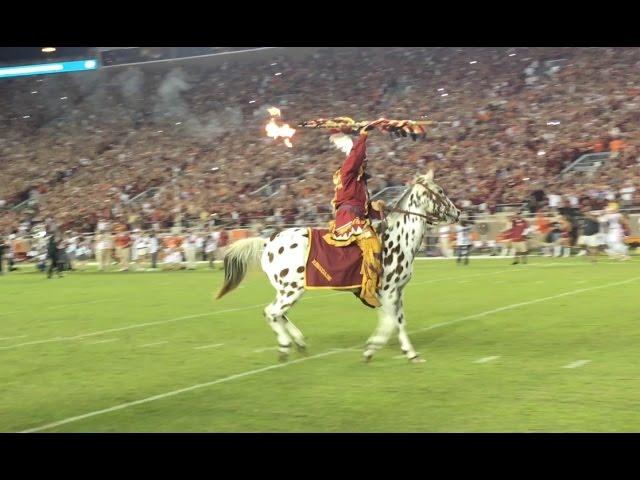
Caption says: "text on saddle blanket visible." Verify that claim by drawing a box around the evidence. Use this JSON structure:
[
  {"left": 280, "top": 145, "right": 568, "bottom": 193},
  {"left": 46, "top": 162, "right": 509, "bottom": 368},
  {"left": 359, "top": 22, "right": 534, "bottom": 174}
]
[{"left": 304, "top": 228, "right": 364, "bottom": 289}]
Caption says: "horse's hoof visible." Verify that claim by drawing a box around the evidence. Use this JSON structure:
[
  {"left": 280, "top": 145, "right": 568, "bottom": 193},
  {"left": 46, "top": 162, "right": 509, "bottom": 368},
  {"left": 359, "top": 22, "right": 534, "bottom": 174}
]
[
  {"left": 410, "top": 356, "right": 426, "bottom": 364},
  {"left": 364, "top": 353, "right": 373, "bottom": 363},
  {"left": 278, "top": 351, "right": 289, "bottom": 362},
  {"left": 296, "top": 344, "right": 308, "bottom": 355}
]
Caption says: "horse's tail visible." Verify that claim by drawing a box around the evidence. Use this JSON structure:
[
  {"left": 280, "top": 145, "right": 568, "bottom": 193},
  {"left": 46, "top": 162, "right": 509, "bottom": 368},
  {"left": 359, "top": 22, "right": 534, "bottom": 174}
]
[{"left": 216, "top": 237, "right": 265, "bottom": 299}]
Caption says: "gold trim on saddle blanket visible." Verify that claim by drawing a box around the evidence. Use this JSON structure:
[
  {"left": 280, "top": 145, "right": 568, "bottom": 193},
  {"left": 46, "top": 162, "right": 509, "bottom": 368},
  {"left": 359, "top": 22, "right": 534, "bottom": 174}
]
[{"left": 325, "top": 217, "right": 369, "bottom": 246}]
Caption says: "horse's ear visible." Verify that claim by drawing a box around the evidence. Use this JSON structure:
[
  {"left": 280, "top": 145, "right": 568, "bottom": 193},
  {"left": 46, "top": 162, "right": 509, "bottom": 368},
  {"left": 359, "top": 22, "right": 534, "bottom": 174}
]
[{"left": 425, "top": 169, "right": 434, "bottom": 182}]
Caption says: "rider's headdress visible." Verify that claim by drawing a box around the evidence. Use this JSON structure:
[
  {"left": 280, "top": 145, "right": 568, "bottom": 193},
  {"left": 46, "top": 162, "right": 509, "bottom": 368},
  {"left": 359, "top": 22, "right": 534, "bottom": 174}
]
[{"left": 329, "top": 133, "right": 354, "bottom": 155}]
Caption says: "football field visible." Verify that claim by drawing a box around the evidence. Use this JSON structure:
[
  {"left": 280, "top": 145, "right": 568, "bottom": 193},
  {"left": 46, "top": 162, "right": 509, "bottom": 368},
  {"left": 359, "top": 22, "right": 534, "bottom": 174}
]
[{"left": 1, "top": 256, "right": 639, "bottom": 432}]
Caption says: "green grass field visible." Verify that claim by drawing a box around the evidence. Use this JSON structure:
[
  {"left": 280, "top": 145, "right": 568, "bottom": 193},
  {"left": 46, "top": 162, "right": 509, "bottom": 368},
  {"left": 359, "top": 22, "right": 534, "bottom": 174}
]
[{"left": 1, "top": 256, "right": 639, "bottom": 432}]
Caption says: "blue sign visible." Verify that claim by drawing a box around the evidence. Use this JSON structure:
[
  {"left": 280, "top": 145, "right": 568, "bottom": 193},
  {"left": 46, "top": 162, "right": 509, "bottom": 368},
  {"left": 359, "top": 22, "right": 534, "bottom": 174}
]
[{"left": 0, "top": 59, "right": 99, "bottom": 79}]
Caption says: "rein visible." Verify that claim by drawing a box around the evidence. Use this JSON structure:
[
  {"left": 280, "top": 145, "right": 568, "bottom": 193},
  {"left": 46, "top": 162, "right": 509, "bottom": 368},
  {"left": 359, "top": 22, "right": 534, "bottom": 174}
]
[{"left": 381, "top": 206, "right": 440, "bottom": 225}]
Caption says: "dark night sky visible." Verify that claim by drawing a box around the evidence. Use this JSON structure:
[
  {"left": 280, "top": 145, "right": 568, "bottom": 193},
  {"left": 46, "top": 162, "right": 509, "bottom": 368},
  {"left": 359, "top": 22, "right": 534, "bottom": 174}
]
[{"left": 0, "top": 47, "right": 94, "bottom": 64}]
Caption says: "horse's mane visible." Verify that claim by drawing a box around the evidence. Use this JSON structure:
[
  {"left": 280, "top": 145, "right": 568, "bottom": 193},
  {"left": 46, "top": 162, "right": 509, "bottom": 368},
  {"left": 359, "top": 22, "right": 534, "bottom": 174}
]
[{"left": 392, "top": 181, "right": 420, "bottom": 210}]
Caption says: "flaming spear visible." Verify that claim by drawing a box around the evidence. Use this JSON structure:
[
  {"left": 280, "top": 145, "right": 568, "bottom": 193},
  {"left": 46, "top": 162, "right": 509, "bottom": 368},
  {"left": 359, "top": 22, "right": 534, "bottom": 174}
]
[{"left": 264, "top": 107, "right": 432, "bottom": 148}]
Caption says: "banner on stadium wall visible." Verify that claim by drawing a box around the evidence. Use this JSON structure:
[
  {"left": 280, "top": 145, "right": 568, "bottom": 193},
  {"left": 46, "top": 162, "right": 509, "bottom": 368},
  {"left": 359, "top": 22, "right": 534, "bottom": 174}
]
[{"left": 0, "top": 59, "right": 99, "bottom": 79}]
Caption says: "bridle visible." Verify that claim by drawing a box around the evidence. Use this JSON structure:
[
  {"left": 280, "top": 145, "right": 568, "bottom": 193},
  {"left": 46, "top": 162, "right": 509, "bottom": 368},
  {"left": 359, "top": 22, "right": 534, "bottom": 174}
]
[
  {"left": 381, "top": 206, "right": 440, "bottom": 225},
  {"left": 379, "top": 180, "right": 451, "bottom": 226}
]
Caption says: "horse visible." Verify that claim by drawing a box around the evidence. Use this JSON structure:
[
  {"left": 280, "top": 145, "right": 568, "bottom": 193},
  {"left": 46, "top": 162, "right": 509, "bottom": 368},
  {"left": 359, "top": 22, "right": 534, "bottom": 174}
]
[{"left": 216, "top": 169, "right": 460, "bottom": 363}]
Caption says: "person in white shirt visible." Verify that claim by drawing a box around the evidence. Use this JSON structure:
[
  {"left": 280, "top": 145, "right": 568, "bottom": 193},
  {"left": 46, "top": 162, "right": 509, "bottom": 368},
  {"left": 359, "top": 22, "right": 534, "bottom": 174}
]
[
  {"left": 620, "top": 184, "right": 636, "bottom": 207},
  {"left": 600, "top": 206, "right": 630, "bottom": 260},
  {"left": 438, "top": 225, "right": 453, "bottom": 258},
  {"left": 548, "top": 193, "right": 562, "bottom": 209},
  {"left": 132, "top": 232, "right": 148, "bottom": 268},
  {"left": 205, "top": 231, "right": 221, "bottom": 268},
  {"left": 182, "top": 230, "right": 198, "bottom": 270},
  {"left": 195, "top": 234, "right": 205, "bottom": 261},
  {"left": 65, "top": 234, "right": 78, "bottom": 271},
  {"left": 94, "top": 230, "right": 113, "bottom": 271},
  {"left": 148, "top": 233, "right": 159, "bottom": 269},
  {"left": 455, "top": 222, "right": 472, "bottom": 265}
]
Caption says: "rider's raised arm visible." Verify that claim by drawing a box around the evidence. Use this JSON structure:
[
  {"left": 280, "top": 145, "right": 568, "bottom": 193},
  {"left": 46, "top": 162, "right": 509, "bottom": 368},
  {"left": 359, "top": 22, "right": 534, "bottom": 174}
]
[{"left": 340, "top": 131, "right": 368, "bottom": 178}]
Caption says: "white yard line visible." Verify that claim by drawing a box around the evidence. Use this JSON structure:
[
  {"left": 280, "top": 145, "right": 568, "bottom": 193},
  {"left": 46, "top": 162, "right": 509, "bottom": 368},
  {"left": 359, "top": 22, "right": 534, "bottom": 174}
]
[
  {"left": 253, "top": 347, "right": 279, "bottom": 353},
  {"left": 86, "top": 338, "right": 119, "bottom": 345},
  {"left": 0, "top": 299, "right": 112, "bottom": 318},
  {"left": 19, "top": 349, "right": 343, "bottom": 433},
  {"left": 409, "top": 276, "right": 640, "bottom": 337},
  {"left": 0, "top": 335, "right": 28, "bottom": 341},
  {"left": 2, "top": 263, "right": 635, "bottom": 352},
  {"left": 474, "top": 356, "right": 500, "bottom": 364},
  {"left": 139, "top": 341, "right": 169, "bottom": 348},
  {"left": 0, "top": 268, "right": 520, "bottom": 351},
  {"left": 19, "top": 275, "right": 639, "bottom": 433},
  {"left": 562, "top": 360, "right": 591, "bottom": 369},
  {"left": 0, "top": 304, "right": 266, "bottom": 351},
  {"left": 193, "top": 343, "right": 224, "bottom": 350}
]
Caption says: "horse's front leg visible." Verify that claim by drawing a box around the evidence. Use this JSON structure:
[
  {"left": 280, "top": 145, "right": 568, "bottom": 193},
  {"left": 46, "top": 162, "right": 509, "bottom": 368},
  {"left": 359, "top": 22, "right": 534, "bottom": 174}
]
[
  {"left": 395, "top": 292, "right": 423, "bottom": 363},
  {"left": 363, "top": 290, "right": 399, "bottom": 362}
]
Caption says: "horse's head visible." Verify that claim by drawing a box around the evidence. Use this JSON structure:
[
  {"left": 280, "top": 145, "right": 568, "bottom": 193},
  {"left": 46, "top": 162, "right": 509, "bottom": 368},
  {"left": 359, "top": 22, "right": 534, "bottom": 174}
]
[{"left": 413, "top": 169, "right": 460, "bottom": 224}]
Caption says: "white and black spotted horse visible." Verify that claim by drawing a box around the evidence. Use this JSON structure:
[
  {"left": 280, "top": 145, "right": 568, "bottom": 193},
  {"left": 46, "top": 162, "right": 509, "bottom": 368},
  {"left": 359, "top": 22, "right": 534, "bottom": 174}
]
[{"left": 217, "top": 169, "right": 460, "bottom": 363}]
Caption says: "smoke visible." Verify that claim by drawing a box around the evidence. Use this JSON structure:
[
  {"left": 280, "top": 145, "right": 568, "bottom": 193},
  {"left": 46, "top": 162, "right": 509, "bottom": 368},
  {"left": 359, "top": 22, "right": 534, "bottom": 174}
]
[
  {"left": 153, "top": 67, "right": 243, "bottom": 139},
  {"left": 116, "top": 67, "right": 144, "bottom": 102},
  {"left": 191, "top": 106, "right": 244, "bottom": 140},
  {"left": 154, "top": 67, "right": 190, "bottom": 119}
]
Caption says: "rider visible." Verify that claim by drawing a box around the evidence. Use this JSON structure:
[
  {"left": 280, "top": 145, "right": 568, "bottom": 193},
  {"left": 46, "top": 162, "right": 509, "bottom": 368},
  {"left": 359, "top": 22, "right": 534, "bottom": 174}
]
[{"left": 323, "top": 119, "right": 387, "bottom": 308}]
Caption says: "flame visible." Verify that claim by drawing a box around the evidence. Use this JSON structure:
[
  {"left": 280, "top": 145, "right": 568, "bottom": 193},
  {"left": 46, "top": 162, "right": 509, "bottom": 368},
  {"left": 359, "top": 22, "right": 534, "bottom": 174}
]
[{"left": 265, "top": 107, "right": 295, "bottom": 147}]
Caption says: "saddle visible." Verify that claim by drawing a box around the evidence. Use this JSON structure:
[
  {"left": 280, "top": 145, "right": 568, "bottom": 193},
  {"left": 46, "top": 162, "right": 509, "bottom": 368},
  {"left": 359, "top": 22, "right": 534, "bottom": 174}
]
[{"left": 304, "top": 228, "right": 364, "bottom": 290}]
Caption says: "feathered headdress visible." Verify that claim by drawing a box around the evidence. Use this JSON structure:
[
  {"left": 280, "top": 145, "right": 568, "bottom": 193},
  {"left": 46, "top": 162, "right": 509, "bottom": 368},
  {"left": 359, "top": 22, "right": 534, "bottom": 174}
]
[{"left": 329, "top": 133, "right": 354, "bottom": 155}]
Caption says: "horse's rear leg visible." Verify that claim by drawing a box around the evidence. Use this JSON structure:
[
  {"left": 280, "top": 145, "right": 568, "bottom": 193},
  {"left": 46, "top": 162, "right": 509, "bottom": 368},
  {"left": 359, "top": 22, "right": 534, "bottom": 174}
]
[
  {"left": 264, "top": 288, "right": 306, "bottom": 361},
  {"left": 282, "top": 315, "right": 307, "bottom": 353}
]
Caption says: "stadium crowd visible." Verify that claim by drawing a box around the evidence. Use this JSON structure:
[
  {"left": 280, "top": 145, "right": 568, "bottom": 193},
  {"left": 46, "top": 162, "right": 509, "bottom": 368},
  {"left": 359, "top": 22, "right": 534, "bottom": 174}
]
[{"left": 2, "top": 47, "right": 640, "bottom": 242}]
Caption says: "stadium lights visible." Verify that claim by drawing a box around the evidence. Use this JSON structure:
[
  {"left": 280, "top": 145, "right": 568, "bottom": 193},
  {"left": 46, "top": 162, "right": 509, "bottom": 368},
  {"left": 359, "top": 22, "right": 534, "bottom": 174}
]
[
  {"left": 441, "top": 93, "right": 449, "bottom": 97},
  {"left": 249, "top": 100, "right": 256, "bottom": 104},
  {"left": 42, "top": 47, "right": 56, "bottom": 53},
  {"left": 271, "top": 63, "right": 277, "bottom": 66},
  {"left": 175, "top": 122, "right": 182, "bottom": 125},
  {"left": 509, "top": 53, "right": 517, "bottom": 57},
  {"left": 60, "top": 96, "right": 67, "bottom": 100},
  {"left": 437, "top": 88, "right": 444, "bottom": 91},
  {"left": 274, "top": 72, "right": 282, "bottom": 76},
  {"left": 31, "top": 90, "right": 37, "bottom": 94},
  {"left": 469, "top": 61, "right": 477, "bottom": 64},
  {"left": 22, "top": 115, "right": 30, "bottom": 119}
]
